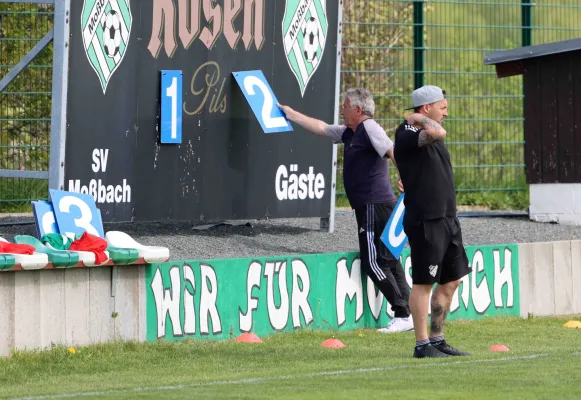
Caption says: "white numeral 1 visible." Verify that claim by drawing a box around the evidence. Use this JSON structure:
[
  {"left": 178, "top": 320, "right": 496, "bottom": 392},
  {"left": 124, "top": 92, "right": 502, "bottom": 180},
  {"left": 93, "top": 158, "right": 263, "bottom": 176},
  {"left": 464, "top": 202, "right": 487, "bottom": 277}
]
[{"left": 166, "top": 77, "right": 178, "bottom": 139}]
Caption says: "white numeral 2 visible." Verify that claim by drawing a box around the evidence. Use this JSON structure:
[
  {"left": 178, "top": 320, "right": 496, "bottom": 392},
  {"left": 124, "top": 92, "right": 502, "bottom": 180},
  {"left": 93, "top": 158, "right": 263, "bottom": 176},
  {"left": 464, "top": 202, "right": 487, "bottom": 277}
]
[
  {"left": 243, "top": 76, "right": 289, "bottom": 129},
  {"left": 166, "top": 77, "right": 178, "bottom": 139}
]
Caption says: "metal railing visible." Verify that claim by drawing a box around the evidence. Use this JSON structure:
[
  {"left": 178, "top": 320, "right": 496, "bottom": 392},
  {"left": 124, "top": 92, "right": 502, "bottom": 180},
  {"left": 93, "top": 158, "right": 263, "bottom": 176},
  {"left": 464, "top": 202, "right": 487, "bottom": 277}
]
[{"left": 0, "top": 1, "right": 54, "bottom": 211}]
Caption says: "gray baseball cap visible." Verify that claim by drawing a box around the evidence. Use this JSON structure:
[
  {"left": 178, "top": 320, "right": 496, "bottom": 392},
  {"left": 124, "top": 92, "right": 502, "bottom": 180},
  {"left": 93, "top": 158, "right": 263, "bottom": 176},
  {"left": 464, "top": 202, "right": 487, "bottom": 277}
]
[{"left": 405, "top": 85, "right": 445, "bottom": 110}]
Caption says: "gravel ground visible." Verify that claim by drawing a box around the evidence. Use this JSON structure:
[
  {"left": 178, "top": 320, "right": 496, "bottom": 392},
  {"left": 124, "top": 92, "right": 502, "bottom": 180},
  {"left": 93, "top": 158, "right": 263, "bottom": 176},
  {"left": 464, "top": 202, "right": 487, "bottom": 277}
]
[{"left": 1, "top": 212, "right": 581, "bottom": 261}]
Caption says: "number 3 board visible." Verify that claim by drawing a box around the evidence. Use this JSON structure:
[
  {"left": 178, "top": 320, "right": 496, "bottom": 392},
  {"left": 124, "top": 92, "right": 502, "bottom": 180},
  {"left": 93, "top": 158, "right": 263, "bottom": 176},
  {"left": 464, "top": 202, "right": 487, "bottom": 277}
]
[{"left": 47, "top": 189, "right": 105, "bottom": 240}]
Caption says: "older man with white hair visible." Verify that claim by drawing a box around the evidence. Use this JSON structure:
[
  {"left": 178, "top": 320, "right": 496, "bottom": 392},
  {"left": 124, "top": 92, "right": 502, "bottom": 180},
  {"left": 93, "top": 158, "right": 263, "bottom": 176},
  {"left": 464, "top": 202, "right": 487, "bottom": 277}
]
[{"left": 278, "top": 88, "right": 413, "bottom": 333}]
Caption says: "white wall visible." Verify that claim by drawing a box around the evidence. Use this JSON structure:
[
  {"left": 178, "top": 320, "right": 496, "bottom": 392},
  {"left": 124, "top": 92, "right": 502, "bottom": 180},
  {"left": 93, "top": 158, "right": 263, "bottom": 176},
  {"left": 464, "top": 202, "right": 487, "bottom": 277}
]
[
  {"left": 0, "top": 266, "right": 146, "bottom": 357},
  {"left": 529, "top": 183, "right": 581, "bottom": 225},
  {"left": 518, "top": 239, "right": 581, "bottom": 317}
]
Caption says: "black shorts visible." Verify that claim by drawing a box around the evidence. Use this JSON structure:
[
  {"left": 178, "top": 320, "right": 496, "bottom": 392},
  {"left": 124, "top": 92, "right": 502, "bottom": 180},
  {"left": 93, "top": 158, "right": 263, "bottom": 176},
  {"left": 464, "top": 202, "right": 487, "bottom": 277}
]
[{"left": 404, "top": 216, "right": 471, "bottom": 285}]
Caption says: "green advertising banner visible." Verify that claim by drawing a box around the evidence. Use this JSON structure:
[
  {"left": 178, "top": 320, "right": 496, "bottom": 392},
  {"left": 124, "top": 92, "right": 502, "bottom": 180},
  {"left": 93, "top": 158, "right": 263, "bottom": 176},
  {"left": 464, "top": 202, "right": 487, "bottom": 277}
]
[{"left": 145, "top": 245, "right": 520, "bottom": 341}]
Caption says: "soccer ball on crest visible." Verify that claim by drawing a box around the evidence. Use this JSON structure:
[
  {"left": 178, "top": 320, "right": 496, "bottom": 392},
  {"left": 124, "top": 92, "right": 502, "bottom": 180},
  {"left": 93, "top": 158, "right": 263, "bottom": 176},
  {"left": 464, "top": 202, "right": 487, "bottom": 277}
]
[
  {"left": 103, "top": 10, "right": 122, "bottom": 58},
  {"left": 302, "top": 17, "right": 319, "bottom": 63}
]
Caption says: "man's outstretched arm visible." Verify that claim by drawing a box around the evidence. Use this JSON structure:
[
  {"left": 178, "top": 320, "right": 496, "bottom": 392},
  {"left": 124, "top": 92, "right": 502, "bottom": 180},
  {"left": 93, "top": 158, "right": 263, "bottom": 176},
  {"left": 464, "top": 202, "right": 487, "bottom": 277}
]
[{"left": 277, "top": 103, "right": 328, "bottom": 135}]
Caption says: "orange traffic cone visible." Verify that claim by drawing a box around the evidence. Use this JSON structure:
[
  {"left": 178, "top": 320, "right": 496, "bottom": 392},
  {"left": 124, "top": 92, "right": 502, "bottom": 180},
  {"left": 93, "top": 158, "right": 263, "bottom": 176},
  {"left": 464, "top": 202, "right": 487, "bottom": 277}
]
[
  {"left": 489, "top": 344, "right": 510, "bottom": 352},
  {"left": 321, "top": 338, "right": 346, "bottom": 348},
  {"left": 235, "top": 332, "right": 262, "bottom": 343}
]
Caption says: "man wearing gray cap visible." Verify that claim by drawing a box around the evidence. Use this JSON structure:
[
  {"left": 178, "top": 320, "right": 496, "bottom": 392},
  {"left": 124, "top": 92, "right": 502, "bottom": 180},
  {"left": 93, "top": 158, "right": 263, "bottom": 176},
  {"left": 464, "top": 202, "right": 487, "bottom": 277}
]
[{"left": 393, "top": 85, "right": 472, "bottom": 358}]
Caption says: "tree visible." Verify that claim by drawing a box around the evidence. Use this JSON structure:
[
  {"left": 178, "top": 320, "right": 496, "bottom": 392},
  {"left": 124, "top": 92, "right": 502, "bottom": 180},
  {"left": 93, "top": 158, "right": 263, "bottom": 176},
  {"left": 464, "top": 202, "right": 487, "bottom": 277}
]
[{"left": 337, "top": 1, "right": 427, "bottom": 200}]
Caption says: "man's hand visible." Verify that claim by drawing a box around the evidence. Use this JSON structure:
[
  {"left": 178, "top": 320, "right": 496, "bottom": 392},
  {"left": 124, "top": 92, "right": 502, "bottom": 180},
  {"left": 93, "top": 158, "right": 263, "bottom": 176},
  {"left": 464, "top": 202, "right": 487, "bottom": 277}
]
[
  {"left": 397, "top": 179, "right": 404, "bottom": 193},
  {"left": 276, "top": 102, "right": 328, "bottom": 136},
  {"left": 405, "top": 113, "right": 424, "bottom": 126},
  {"left": 277, "top": 103, "right": 296, "bottom": 121}
]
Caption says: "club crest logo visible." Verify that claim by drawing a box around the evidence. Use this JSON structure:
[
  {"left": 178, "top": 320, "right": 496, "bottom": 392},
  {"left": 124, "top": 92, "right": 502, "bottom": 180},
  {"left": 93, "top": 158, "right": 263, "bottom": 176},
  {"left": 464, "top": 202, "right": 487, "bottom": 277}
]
[
  {"left": 282, "top": 0, "right": 328, "bottom": 97},
  {"left": 81, "top": 0, "right": 132, "bottom": 94}
]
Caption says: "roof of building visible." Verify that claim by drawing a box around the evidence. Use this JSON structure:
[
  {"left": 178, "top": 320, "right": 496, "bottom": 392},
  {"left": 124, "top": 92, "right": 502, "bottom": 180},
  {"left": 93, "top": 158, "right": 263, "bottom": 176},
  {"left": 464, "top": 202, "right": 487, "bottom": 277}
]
[{"left": 484, "top": 38, "right": 581, "bottom": 65}]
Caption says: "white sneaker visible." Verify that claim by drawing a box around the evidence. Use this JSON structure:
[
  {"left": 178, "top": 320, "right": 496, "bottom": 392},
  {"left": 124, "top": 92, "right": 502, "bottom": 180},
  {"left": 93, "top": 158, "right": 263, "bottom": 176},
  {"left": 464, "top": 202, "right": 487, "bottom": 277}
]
[{"left": 377, "top": 317, "right": 414, "bottom": 333}]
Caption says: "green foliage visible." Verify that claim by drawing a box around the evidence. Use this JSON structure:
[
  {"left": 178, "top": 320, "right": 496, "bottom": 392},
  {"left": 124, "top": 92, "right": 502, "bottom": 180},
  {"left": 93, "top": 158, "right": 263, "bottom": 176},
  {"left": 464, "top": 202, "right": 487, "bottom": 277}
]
[
  {"left": 423, "top": 0, "right": 525, "bottom": 200},
  {"left": 0, "top": 3, "right": 53, "bottom": 210},
  {"left": 341, "top": 0, "right": 417, "bottom": 113},
  {"left": 338, "top": 0, "right": 581, "bottom": 210}
]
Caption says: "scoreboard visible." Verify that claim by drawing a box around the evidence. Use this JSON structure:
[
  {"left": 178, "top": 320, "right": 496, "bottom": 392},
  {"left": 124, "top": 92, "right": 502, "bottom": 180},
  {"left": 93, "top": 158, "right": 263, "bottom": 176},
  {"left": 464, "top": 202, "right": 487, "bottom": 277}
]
[{"left": 61, "top": 0, "right": 340, "bottom": 223}]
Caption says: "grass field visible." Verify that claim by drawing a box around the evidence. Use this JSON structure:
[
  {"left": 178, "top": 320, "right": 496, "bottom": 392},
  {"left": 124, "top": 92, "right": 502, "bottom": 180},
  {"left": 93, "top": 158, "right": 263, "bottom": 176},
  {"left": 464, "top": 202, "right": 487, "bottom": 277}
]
[{"left": 1, "top": 315, "right": 580, "bottom": 399}]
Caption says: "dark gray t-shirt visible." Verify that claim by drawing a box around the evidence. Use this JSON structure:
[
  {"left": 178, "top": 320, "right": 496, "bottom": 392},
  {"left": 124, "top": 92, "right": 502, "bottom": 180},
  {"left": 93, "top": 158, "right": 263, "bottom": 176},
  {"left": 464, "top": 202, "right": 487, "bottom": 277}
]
[{"left": 324, "top": 119, "right": 397, "bottom": 209}]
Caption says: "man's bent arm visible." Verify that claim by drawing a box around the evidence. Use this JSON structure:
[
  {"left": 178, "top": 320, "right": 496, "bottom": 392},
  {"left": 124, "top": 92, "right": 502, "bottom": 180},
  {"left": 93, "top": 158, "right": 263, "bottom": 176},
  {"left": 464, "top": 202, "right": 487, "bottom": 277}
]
[
  {"left": 418, "top": 117, "right": 446, "bottom": 147},
  {"left": 406, "top": 114, "right": 446, "bottom": 147}
]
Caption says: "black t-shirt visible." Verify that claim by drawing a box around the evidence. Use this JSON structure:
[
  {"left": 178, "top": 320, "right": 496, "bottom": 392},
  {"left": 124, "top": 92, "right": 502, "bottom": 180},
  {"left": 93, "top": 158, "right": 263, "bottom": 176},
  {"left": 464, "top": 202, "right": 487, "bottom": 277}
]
[{"left": 393, "top": 120, "right": 456, "bottom": 224}]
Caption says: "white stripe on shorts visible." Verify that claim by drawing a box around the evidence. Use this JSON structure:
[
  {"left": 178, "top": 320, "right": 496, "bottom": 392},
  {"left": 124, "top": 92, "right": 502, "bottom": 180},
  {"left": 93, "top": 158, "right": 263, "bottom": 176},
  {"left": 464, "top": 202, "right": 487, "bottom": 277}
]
[{"left": 366, "top": 204, "right": 386, "bottom": 281}]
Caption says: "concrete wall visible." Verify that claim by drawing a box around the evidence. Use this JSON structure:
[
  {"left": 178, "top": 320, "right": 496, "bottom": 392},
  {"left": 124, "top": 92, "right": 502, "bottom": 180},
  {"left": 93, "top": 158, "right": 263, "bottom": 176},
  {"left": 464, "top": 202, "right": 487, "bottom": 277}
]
[
  {"left": 0, "top": 266, "right": 146, "bottom": 357},
  {"left": 518, "top": 239, "right": 581, "bottom": 317},
  {"left": 529, "top": 183, "right": 581, "bottom": 225}
]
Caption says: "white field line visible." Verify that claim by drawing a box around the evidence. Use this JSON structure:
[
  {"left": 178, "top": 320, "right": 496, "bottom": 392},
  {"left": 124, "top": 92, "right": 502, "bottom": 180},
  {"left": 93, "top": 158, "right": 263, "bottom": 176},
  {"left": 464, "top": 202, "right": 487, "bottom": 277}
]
[{"left": 10, "top": 353, "right": 552, "bottom": 400}]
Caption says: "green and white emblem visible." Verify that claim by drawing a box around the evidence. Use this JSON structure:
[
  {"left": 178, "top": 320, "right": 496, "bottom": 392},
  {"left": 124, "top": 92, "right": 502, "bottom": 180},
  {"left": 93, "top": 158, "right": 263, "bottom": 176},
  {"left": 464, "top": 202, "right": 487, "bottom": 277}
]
[
  {"left": 282, "top": 0, "right": 328, "bottom": 97},
  {"left": 81, "top": 0, "right": 132, "bottom": 94}
]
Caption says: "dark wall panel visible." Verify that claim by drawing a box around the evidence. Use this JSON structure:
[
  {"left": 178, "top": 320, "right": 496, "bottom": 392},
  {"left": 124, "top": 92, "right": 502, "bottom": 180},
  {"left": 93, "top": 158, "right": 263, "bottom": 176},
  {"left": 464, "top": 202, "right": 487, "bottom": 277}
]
[
  {"left": 523, "top": 60, "right": 542, "bottom": 184},
  {"left": 524, "top": 50, "right": 581, "bottom": 184},
  {"left": 556, "top": 53, "right": 575, "bottom": 183},
  {"left": 574, "top": 53, "right": 581, "bottom": 183},
  {"left": 539, "top": 56, "right": 558, "bottom": 183}
]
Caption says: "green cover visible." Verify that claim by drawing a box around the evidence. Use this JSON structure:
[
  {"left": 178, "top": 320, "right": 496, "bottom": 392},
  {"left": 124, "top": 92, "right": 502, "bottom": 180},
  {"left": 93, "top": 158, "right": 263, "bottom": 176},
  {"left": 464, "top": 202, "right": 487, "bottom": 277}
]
[
  {"left": 14, "top": 235, "right": 79, "bottom": 268},
  {"left": 0, "top": 254, "right": 16, "bottom": 271},
  {"left": 41, "top": 233, "right": 72, "bottom": 250},
  {"left": 41, "top": 233, "right": 139, "bottom": 265},
  {"left": 106, "top": 246, "right": 140, "bottom": 265}
]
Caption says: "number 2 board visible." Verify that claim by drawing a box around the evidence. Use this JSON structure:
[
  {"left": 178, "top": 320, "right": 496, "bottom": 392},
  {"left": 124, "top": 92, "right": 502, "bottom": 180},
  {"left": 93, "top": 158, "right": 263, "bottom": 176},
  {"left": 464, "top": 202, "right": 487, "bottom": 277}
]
[{"left": 232, "top": 70, "right": 293, "bottom": 134}]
